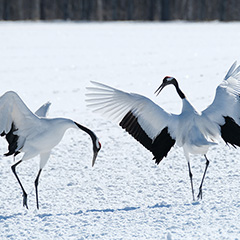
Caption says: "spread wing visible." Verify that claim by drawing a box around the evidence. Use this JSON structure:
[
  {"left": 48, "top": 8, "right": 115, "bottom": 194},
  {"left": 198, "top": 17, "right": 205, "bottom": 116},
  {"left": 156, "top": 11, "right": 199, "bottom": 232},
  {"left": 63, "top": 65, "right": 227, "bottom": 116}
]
[
  {"left": 34, "top": 102, "right": 51, "bottom": 118},
  {"left": 86, "top": 81, "right": 177, "bottom": 164},
  {"left": 0, "top": 91, "right": 42, "bottom": 156},
  {"left": 202, "top": 61, "right": 240, "bottom": 147}
]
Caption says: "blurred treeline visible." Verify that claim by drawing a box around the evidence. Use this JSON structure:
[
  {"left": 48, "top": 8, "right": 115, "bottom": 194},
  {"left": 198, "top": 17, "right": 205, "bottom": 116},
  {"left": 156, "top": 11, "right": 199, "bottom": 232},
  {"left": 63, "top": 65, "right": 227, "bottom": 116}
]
[{"left": 0, "top": 0, "right": 239, "bottom": 21}]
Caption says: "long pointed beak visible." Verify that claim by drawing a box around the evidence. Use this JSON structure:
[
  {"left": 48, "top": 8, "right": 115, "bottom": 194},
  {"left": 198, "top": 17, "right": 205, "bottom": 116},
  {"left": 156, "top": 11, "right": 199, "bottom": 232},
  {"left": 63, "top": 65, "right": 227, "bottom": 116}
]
[
  {"left": 154, "top": 83, "right": 165, "bottom": 96},
  {"left": 92, "top": 141, "right": 101, "bottom": 167},
  {"left": 92, "top": 151, "right": 98, "bottom": 167}
]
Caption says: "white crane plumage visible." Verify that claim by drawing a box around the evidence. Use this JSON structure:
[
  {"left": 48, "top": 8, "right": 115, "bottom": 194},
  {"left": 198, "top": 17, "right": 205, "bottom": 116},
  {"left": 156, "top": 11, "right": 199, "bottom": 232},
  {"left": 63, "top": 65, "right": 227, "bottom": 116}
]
[
  {"left": 86, "top": 61, "right": 240, "bottom": 201},
  {"left": 0, "top": 91, "right": 101, "bottom": 209}
]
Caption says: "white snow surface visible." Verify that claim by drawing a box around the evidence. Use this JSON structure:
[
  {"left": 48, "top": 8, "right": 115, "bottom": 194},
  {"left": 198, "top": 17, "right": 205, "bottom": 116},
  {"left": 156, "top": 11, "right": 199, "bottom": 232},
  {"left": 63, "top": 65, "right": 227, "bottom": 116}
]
[{"left": 0, "top": 21, "right": 240, "bottom": 239}]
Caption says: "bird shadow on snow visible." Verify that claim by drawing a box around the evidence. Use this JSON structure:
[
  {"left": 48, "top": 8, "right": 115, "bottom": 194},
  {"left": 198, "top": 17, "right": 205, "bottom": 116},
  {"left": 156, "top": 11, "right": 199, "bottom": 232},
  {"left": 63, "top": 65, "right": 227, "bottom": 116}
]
[
  {"left": 73, "top": 206, "right": 140, "bottom": 215},
  {"left": 84, "top": 206, "right": 140, "bottom": 214},
  {"left": 74, "top": 202, "right": 182, "bottom": 215},
  {"left": 5, "top": 201, "right": 201, "bottom": 220},
  {"left": 34, "top": 204, "right": 174, "bottom": 219},
  {"left": 0, "top": 202, "right": 201, "bottom": 220},
  {"left": 0, "top": 213, "right": 22, "bottom": 221}
]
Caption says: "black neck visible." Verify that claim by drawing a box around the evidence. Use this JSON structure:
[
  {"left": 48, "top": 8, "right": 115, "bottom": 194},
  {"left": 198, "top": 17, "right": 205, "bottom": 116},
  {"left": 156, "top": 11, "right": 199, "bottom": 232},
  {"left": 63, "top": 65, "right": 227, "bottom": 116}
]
[
  {"left": 174, "top": 82, "right": 185, "bottom": 99},
  {"left": 74, "top": 122, "right": 97, "bottom": 143}
]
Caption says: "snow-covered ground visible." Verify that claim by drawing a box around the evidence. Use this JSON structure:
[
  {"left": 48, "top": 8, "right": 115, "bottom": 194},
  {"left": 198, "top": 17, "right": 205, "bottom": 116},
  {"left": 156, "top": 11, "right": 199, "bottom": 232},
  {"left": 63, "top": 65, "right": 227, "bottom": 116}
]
[{"left": 0, "top": 21, "right": 240, "bottom": 239}]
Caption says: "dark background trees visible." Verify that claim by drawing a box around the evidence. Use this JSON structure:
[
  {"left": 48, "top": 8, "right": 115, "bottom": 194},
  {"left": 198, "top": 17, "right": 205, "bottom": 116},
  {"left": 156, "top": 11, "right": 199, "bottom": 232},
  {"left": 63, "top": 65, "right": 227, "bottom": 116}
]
[{"left": 0, "top": 0, "right": 239, "bottom": 21}]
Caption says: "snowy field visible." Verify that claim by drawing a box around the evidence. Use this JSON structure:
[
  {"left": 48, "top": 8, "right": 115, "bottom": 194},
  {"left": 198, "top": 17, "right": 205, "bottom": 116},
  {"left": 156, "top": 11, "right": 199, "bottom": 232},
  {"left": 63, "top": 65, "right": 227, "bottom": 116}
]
[{"left": 0, "top": 21, "right": 240, "bottom": 239}]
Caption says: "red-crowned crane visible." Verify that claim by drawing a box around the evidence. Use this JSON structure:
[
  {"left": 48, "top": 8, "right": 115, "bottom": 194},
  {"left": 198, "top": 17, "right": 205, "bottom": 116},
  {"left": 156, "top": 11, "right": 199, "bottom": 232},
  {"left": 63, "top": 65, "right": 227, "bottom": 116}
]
[
  {"left": 86, "top": 61, "right": 240, "bottom": 201},
  {"left": 0, "top": 91, "right": 101, "bottom": 209}
]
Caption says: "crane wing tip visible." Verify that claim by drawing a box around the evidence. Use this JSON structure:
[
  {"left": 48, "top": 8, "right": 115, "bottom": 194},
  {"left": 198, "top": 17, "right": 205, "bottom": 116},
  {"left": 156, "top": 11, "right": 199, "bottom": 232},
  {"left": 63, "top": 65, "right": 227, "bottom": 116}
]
[{"left": 224, "top": 61, "right": 239, "bottom": 81}]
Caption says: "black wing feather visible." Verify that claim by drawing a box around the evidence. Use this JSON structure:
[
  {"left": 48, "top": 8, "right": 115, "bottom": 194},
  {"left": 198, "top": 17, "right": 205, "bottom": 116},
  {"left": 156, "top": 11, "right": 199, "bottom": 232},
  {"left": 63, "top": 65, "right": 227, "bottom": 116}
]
[
  {"left": 1, "top": 123, "right": 20, "bottom": 156},
  {"left": 152, "top": 128, "right": 176, "bottom": 164},
  {"left": 220, "top": 116, "right": 240, "bottom": 147},
  {"left": 119, "top": 111, "right": 175, "bottom": 164}
]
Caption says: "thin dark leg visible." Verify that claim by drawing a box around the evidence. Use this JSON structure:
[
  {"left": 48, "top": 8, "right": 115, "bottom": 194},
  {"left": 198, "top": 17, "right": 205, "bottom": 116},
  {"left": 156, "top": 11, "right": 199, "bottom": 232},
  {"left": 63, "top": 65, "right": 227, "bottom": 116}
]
[
  {"left": 197, "top": 155, "right": 210, "bottom": 200},
  {"left": 188, "top": 161, "right": 195, "bottom": 201},
  {"left": 35, "top": 169, "right": 42, "bottom": 210},
  {"left": 11, "top": 160, "right": 28, "bottom": 209}
]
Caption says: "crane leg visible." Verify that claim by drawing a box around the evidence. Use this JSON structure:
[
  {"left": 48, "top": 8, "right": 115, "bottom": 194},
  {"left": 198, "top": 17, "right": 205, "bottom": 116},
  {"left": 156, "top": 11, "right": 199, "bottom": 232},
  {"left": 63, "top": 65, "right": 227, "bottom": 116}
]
[
  {"left": 11, "top": 160, "right": 28, "bottom": 209},
  {"left": 197, "top": 155, "right": 209, "bottom": 200},
  {"left": 187, "top": 161, "right": 195, "bottom": 201},
  {"left": 34, "top": 169, "right": 42, "bottom": 210}
]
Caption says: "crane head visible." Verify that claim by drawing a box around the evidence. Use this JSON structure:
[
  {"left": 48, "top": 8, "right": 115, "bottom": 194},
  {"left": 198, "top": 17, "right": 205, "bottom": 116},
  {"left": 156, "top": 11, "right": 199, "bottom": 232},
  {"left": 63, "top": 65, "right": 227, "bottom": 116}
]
[
  {"left": 155, "top": 76, "right": 177, "bottom": 96},
  {"left": 74, "top": 121, "right": 101, "bottom": 167}
]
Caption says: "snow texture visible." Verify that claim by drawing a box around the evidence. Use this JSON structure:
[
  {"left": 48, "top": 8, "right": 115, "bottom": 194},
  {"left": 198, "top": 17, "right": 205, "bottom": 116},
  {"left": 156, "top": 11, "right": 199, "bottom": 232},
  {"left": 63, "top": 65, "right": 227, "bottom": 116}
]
[{"left": 0, "top": 21, "right": 240, "bottom": 240}]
